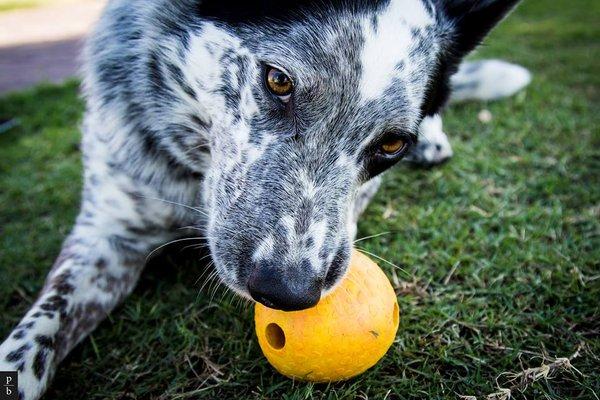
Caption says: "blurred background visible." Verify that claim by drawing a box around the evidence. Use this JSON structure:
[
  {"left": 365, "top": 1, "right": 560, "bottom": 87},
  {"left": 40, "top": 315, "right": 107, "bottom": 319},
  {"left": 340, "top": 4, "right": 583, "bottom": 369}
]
[{"left": 0, "top": 0, "right": 105, "bottom": 94}]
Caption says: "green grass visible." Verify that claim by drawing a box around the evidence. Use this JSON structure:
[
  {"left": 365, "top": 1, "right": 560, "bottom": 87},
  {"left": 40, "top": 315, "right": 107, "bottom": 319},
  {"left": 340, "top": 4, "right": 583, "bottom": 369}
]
[{"left": 1, "top": 0, "right": 599, "bottom": 399}]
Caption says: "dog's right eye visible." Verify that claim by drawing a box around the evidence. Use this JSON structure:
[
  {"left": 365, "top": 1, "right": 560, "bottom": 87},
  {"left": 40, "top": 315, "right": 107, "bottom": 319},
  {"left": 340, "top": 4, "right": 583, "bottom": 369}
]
[{"left": 265, "top": 66, "right": 293, "bottom": 101}]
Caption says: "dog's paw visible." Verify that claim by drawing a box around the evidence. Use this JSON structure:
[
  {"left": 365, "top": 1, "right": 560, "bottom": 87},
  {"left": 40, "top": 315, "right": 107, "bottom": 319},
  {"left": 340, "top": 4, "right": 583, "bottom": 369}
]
[
  {"left": 405, "top": 115, "right": 453, "bottom": 167},
  {"left": 0, "top": 343, "right": 38, "bottom": 400},
  {"left": 0, "top": 317, "right": 57, "bottom": 400}
]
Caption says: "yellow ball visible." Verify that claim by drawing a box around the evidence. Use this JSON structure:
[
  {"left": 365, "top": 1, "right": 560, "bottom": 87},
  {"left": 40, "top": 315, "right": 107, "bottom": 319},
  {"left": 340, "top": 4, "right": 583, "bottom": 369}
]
[{"left": 254, "top": 249, "right": 399, "bottom": 382}]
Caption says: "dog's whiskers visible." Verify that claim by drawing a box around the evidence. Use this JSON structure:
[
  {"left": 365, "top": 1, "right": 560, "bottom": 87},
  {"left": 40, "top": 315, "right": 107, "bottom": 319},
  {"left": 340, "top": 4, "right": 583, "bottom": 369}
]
[
  {"left": 181, "top": 242, "right": 210, "bottom": 252},
  {"left": 146, "top": 237, "right": 211, "bottom": 261},
  {"left": 137, "top": 195, "right": 211, "bottom": 220},
  {"left": 198, "top": 267, "right": 219, "bottom": 295},
  {"left": 183, "top": 142, "right": 210, "bottom": 155},
  {"left": 354, "top": 246, "right": 409, "bottom": 276},
  {"left": 207, "top": 272, "right": 225, "bottom": 306},
  {"left": 193, "top": 257, "right": 216, "bottom": 287},
  {"left": 353, "top": 231, "right": 393, "bottom": 244}
]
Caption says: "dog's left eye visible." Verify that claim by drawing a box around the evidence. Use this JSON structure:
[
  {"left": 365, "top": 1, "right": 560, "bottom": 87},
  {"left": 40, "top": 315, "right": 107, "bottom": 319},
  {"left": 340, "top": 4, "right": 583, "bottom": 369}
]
[
  {"left": 362, "top": 133, "right": 413, "bottom": 179},
  {"left": 380, "top": 137, "right": 407, "bottom": 155},
  {"left": 265, "top": 66, "right": 293, "bottom": 101}
]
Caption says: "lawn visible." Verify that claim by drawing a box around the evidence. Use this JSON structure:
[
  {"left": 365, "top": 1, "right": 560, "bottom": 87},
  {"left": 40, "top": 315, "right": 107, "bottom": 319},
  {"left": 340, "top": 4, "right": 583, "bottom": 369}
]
[{"left": 1, "top": 0, "right": 599, "bottom": 399}]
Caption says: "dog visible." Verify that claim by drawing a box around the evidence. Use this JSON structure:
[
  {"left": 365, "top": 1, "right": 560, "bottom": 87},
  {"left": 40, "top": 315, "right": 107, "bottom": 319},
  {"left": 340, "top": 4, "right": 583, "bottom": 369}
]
[{"left": 0, "top": 1, "right": 531, "bottom": 398}]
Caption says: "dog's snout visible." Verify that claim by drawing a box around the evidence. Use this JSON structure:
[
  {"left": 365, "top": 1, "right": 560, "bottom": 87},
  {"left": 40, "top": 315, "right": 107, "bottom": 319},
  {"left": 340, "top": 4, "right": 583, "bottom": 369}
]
[{"left": 247, "top": 264, "right": 322, "bottom": 311}]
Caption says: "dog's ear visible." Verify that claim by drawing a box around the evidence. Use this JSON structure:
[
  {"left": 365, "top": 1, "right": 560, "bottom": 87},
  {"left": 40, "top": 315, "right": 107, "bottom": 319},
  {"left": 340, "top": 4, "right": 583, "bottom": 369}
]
[
  {"left": 436, "top": 0, "right": 521, "bottom": 57},
  {"left": 419, "top": 0, "right": 521, "bottom": 117}
]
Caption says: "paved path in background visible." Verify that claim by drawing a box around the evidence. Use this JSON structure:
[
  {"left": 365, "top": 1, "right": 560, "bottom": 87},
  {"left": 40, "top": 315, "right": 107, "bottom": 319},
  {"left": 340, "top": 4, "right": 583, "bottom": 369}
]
[{"left": 0, "top": 0, "right": 106, "bottom": 95}]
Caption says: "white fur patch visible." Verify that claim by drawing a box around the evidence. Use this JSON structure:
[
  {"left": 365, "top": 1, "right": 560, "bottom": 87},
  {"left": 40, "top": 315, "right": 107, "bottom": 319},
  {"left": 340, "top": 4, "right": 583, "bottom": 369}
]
[
  {"left": 450, "top": 60, "right": 532, "bottom": 102},
  {"left": 278, "top": 213, "right": 329, "bottom": 272},
  {"left": 359, "top": 0, "right": 433, "bottom": 101},
  {"left": 418, "top": 114, "right": 453, "bottom": 161},
  {"left": 298, "top": 169, "right": 318, "bottom": 200},
  {"left": 253, "top": 234, "right": 275, "bottom": 261},
  {"left": 307, "top": 219, "right": 328, "bottom": 271}
]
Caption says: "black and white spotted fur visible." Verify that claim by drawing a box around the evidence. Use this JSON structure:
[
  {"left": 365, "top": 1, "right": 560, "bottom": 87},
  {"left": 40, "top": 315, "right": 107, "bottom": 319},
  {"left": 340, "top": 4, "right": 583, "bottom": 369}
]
[{"left": 0, "top": 1, "right": 530, "bottom": 398}]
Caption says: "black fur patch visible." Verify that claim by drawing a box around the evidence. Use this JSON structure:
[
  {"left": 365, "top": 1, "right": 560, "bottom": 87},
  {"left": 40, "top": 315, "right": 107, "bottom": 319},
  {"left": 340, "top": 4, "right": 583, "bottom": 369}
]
[
  {"left": 324, "top": 245, "right": 350, "bottom": 289},
  {"left": 95, "top": 257, "right": 107, "bottom": 269},
  {"left": 435, "top": 0, "right": 521, "bottom": 57},
  {"left": 6, "top": 344, "right": 31, "bottom": 363},
  {"left": 16, "top": 362, "right": 25, "bottom": 373},
  {"left": 35, "top": 335, "right": 54, "bottom": 349},
  {"left": 12, "top": 330, "right": 25, "bottom": 340},
  {"left": 198, "top": 0, "right": 389, "bottom": 24},
  {"left": 32, "top": 349, "right": 48, "bottom": 380},
  {"left": 16, "top": 321, "right": 34, "bottom": 330},
  {"left": 419, "top": 58, "right": 453, "bottom": 118},
  {"left": 31, "top": 311, "right": 54, "bottom": 319},
  {"left": 39, "top": 295, "right": 67, "bottom": 312},
  {"left": 53, "top": 273, "right": 75, "bottom": 295}
]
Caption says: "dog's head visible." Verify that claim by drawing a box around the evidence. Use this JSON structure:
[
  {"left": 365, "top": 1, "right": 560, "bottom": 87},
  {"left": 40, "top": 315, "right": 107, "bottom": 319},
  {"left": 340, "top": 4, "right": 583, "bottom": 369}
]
[{"left": 148, "top": 0, "right": 520, "bottom": 310}]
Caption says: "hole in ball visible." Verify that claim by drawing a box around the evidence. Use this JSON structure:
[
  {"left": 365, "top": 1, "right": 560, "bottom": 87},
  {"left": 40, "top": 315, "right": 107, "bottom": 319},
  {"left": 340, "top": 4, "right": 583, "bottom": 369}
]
[
  {"left": 265, "top": 323, "right": 286, "bottom": 350},
  {"left": 393, "top": 303, "right": 399, "bottom": 326}
]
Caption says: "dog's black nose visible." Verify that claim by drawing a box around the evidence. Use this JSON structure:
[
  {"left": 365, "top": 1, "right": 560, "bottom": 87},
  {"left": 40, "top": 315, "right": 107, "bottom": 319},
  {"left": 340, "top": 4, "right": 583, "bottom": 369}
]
[{"left": 247, "top": 265, "right": 322, "bottom": 311}]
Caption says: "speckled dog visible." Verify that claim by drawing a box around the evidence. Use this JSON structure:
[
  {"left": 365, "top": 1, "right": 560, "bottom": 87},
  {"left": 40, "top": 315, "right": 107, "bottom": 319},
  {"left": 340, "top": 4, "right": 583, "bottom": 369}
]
[{"left": 0, "top": 1, "right": 530, "bottom": 398}]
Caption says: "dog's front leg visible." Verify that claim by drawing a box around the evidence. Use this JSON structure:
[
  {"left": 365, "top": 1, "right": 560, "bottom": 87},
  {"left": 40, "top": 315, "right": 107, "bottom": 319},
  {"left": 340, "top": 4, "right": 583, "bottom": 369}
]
[{"left": 0, "top": 202, "right": 168, "bottom": 400}]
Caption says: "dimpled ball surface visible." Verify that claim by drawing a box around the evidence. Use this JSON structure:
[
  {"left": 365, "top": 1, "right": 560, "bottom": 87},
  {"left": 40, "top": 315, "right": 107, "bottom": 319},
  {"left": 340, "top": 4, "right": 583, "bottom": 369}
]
[{"left": 254, "top": 249, "right": 400, "bottom": 382}]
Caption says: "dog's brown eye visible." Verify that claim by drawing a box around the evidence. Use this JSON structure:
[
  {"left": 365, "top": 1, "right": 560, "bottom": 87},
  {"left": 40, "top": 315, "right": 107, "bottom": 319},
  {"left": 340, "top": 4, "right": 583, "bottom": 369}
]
[
  {"left": 380, "top": 137, "right": 407, "bottom": 155},
  {"left": 266, "top": 67, "right": 293, "bottom": 98}
]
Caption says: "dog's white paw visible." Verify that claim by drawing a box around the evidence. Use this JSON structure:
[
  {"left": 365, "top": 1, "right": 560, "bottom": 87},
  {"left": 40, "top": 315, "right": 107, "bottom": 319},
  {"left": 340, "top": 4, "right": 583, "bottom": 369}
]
[
  {"left": 0, "top": 342, "right": 44, "bottom": 400},
  {"left": 405, "top": 115, "right": 453, "bottom": 167}
]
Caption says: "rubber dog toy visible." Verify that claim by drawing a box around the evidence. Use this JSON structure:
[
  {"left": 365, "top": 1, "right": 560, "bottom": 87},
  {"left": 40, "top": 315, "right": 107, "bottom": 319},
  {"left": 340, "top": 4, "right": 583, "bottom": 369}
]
[{"left": 254, "top": 249, "right": 399, "bottom": 382}]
